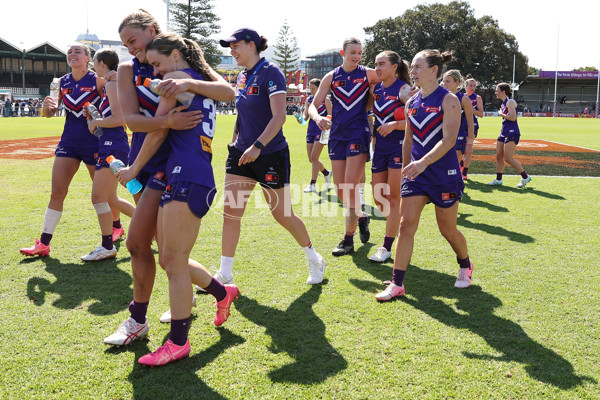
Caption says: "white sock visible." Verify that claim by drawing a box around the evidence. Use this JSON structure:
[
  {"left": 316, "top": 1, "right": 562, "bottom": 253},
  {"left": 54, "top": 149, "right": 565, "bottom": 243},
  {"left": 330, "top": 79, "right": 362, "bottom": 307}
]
[
  {"left": 219, "top": 256, "right": 234, "bottom": 279},
  {"left": 359, "top": 188, "right": 365, "bottom": 206},
  {"left": 302, "top": 242, "right": 320, "bottom": 263},
  {"left": 42, "top": 208, "right": 62, "bottom": 235}
]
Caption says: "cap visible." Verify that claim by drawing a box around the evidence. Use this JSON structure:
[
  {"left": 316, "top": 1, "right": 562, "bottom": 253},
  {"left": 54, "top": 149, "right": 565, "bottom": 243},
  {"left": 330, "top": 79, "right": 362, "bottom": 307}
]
[{"left": 220, "top": 28, "right": 261, "bottom": 48}]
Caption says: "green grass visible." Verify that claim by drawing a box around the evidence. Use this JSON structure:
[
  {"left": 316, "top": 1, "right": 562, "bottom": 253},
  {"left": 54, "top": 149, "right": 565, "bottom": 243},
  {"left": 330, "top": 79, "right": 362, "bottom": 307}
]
[{"left": 1, "top": 116, "right": 599, "bottom": 399}]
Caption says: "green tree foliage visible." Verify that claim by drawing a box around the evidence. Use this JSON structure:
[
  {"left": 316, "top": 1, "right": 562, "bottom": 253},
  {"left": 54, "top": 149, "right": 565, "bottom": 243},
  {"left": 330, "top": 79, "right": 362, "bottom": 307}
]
[
  {"left": 170, "top": 0, "right": 221, "bottom": 68},
  {"left": 363, "top": 1, "right": 529, "bottom": 87},
  {"left": 273, "top": 21, "right": 300, "bottom": 77},
  {"left": 574, "top": 66, "right": 598, "bottom": 71}
]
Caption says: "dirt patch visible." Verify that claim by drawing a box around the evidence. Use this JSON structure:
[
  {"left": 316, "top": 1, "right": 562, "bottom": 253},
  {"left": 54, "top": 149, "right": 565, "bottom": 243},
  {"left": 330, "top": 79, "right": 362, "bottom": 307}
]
[{"left": 0, "top": 136, "right": 61, "bottom": 160}]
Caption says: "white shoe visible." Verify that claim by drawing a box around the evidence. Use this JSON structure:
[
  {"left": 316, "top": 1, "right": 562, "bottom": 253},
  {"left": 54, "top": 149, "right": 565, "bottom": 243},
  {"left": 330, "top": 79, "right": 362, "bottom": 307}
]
[
  {"left": 375, "top": 282, "right": 405, "bottom": 301},
  {"left": 517, "top": 176, "right": 532, "bottom": 188},
  {"left": 369, "top": 247, "right": 392, "bottom": 263},
  {"left": 196, "top": 270, "right": 234, "bottom": 292},
  {"left": 303, "top": 184, "right": 317, "bottom": 193},
  {"left": 324, "top": 171, "right": 331, "bottom": 189},
  {"left": 81, "top": 245, "right": 117, "bottom": 261},
  {"left": 104, "top": 316, "right": 149, "bottom": 346},
  {"left": 159, "top": 293, "right": 197, "bottom": 323},
  {"left": 454, "top": 262, "right": 474, "bottom": 289},
  {"left": 306, "top": 253, "right": 326, "bottom": 284},
  {"left": 487, "top": 179, "right": 503, "bottom": 186}
]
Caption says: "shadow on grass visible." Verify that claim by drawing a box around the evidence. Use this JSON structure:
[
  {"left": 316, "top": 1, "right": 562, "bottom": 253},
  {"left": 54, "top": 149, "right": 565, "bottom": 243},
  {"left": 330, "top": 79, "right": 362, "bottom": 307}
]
[
  {"left": 457, "top": 213, "right": 535, "bottom": 243},
  {"left": 105, "top": 327, "right": 244, "bottom": 399},
  {"left": 351, "top": 265, "right": 594, "bottom": 389},
  {"left": 466, "top": 180, "right": 566, "bottom": 201},
  {"left": 24, "top": 255, "right": 133, "bottom": 315},
  {"left": 461, "top": 192, "right": 509, "bottom": 213},
  {"left": 234, "top": 283, "right": 348, "bottom": 384}
]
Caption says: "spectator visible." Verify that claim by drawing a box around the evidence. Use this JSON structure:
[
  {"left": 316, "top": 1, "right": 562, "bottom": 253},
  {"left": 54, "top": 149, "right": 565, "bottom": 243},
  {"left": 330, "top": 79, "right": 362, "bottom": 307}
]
[
  {"left": 4, "top": 99, "right": 10, "bottom": 117},
  {"left": 20, "top": 101, "right": 26, "bottom": 116}
]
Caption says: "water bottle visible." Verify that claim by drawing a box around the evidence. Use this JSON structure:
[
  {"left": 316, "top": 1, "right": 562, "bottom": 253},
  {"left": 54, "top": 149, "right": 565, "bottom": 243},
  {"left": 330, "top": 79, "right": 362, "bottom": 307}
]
[
  {"left": 142, "top": 78, "right": 194, "bottom": 107},
  {"left": 106, "top": 155, "right": 143, "bottom": 195},
  {"left": 49, "top": 78, "right": 60, "bottom": 102},
  {"left": 319, "top": 115, "right": 332, "bottom": 145},
  {"left": 294, "top": 112, "right": 307, "bottom": 125},
  {"left": 84, "top": 102, "right": 104, "bottom": 138}
]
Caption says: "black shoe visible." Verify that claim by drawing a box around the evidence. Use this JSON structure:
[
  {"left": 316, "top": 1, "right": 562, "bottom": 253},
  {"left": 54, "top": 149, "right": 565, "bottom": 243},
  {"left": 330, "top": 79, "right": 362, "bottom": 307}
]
[
  {"left": 332, "top": 240, "right": 354, "bottom": 257},
  {"left": 358, "top": 216, "right": 370, "bottom": 243}
]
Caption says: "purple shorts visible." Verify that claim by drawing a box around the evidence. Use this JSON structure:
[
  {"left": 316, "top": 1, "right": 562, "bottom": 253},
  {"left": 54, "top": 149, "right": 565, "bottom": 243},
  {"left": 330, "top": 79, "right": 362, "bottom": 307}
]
[
  {"left": 306, "top": 132, "right": 322, "bottom": 144},
  {"left": 96, "top": 150, "right": 129, "bottom": 171},
  {"left": 455, "top": 133, "right": 467, "bottom": 152},
  {"left": 498, "top": 133, "right": 520, "bottom": 144},
  {"left": 160, "top": 181, "right": 215, "bottom": 219},
  {"left": 401, "top": 178, "right": 464, "bottom": 208},
  {"left": 372, "top": 151, "right": 402, "bottom": 174},
  {"left": 328, "top": 135, "right": 371, "bottom": 161},
  {"left": 136, "top": 170, "right": 168, "bottom": 192},
  {"left": 55, "top": 145, "right": 97, "bottom": 166}
]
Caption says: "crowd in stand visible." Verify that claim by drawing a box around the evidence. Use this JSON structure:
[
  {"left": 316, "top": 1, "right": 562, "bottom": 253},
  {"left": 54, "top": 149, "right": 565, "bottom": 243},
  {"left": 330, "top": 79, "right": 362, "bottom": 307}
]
[{"left": 1, "top": 98, "right": 44, "bottom": 117}]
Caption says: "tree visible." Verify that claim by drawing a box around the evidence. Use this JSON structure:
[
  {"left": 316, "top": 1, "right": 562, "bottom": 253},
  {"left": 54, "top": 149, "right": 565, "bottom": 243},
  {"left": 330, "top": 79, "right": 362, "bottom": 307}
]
[
  {"left": 574, "top": 66, "right": 598, "bottom": 71},
  {"left": 170, "top": 0, "right": 221, "bottom": 68},
  {"left": 363, "top": 1, "right": 529, "bottom": 88},
  {"left": 273, "top": 21, "right": 300, "bottom": 78}
]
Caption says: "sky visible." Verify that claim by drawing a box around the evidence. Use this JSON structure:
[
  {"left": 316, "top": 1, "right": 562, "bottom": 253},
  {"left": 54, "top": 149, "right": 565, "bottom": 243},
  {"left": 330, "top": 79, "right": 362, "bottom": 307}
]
[{"left": 3, "top": 0, "right": 599, "bottom": 71}]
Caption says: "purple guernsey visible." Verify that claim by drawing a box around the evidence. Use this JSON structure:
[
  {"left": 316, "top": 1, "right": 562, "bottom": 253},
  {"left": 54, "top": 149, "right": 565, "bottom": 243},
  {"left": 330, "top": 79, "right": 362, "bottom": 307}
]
[
  {"left": 407, "top": 86, "right": 461, "bottom": 185},
  {"left": 372, "top": 79, "right": 407, "bottom": 153},
  {"left": 330, "top": 65, "right": 370, "bottom": 140}
]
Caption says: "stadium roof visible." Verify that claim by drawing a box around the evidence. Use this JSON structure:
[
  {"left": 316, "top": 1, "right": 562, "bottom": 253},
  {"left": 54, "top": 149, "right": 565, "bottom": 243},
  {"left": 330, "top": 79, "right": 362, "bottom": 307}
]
[
  {"left": 0, "top": 37, "right": 23, "bottom": 52},
  {"left": 26, "top": 42, "right": 66, "bottom": 56}
]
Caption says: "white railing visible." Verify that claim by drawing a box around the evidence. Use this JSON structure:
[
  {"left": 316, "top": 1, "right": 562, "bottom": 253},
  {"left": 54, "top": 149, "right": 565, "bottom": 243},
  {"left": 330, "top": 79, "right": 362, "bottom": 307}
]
[{"left": 0, "top": 87, "right": 40, "bottom": 95}]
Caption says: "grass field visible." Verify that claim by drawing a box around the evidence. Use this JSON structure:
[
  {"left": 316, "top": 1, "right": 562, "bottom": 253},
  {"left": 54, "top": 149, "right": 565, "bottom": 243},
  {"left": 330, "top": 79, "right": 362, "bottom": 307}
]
[{"left": 1, "top": 115, "right": 599, "bottom": 399}]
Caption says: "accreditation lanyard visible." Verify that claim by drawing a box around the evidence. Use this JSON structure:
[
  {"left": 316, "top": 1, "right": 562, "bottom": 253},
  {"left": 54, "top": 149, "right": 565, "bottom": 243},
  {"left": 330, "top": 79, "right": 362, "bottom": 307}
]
[{"left": 236, "top": 59, "right": 267, "bottom": 107}]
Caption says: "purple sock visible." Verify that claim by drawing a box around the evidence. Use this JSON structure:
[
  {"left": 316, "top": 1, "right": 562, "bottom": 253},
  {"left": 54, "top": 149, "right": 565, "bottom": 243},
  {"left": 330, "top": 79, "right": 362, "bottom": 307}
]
[
  {"left": 520, "top": 171, "right": 529, "bottom": 179},
  {"left": 321, "top": 169, "right": 329, "bottom": 177},
  {"left": 457, "top": 256, "right": 471, "bottom": 269},
  {"left": 129, "top": 300, "right": 149, "bottom": 324},
  {"left": 462, "top": 167, "right": 469, "bottom": 175},
  {"left": 310, "top": 179, "right": 316, "bottom": 185},
  {"left": 460, "top": 159, "right": 464, "bottom": 168},
  {"left": 202, "top": 278, "right": 227, "bottom": 302},
  {"left": 392, "top": 269, "right": 406, "bottom": 287},
  {"left": 102, "top": 235, "right": 113, "bottom": 250},
  {"left": 169, "top": 317, "right": 190, "bottom": 346},
  {"left": 40, "top": 233, "right": 52, "bottom": 246},
  {"left": 112, "top": 219, "right": 121, "bottom": 229},
  {"left": 383, "top": 236, "right": 395, "bottom": 252},
  {"left": 344, "top": 234, "right": 354, "bottom": 244},
  {"left": 496, "top": 173, "right": 503, "bottom": 181},
  {"left": 358, "top": 216, "right": 367, "bottom": 224}
]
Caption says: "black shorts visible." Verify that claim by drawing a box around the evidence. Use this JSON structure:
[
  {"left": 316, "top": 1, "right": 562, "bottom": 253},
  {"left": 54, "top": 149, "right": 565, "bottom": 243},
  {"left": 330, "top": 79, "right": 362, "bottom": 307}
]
[{"left": 225, "top": 144, "right": 290, "bottom": 189}]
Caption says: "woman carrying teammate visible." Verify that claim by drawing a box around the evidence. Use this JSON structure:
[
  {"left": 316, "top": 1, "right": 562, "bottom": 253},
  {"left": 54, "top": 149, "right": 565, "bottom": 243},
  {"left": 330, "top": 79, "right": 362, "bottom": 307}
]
[
  {"left": 461, "top": 75, "right": 483, "bottom": 179},
  {"left": 442, "top": 70, "right": 474, "bottom": 171},
  {"left": 368, "top": 51, "right": 412, "bottom": 263},
  {"left": 375, "top": 50, "right": 474, "bottom": 301},
  {"left": 488, "top": 83, "right": 532, "bottom": 188},
  {"left": 80, "top": 49, "right": 136, "bottom": 261},
  {"left": 126, "top": 32, "right": 235, "bottom": 367},
  {"left": 103, "top": 10, "right": 237, "bottom": 350},
  {"left": 309, "top": 38, "right": 379, "bottom": 256},
  {"left": 212, "top": 28, "right": 326, "bottom": 287},
  {"left": 20, "top": 44, "right": 105, "bottom": 258},
  {"left": 301, "top": 78, "right": 332, "bottom": 193}
]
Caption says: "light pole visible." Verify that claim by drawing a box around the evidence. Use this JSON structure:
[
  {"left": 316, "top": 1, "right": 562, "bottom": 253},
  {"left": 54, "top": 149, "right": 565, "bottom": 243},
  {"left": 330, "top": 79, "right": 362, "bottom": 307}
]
[{"left": 163, "top": 0, "right": 170, "bottom": 31}]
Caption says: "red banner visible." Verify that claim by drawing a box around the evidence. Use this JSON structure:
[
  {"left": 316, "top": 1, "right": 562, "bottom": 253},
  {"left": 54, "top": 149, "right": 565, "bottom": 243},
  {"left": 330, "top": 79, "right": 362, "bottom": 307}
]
[
  {"left": 295, "top": 70, "right": 301, "bottom": 86},
  {"left": 287, "top": 71, "right": 293, "bottom": 86},
  {"left": 302, "top": 75, "right": 308, "bottom": 88}
]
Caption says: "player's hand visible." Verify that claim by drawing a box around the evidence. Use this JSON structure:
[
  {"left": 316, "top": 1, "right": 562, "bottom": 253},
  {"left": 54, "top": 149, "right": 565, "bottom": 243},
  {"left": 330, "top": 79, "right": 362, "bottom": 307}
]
[
  {"left": 115, "top": 166, "right": 138, "bottom": 187},
  {"left": 158, "top": 79, "right": 190, "bottom": 100},
  {"left": 464, "top": 142, "right": 474, "bottom": 158},
  {"left": 238, "top": 145, "right": 261, "bottom": 165},
  {"left": 402, "top": 158, "right": 429, "bottom": 180},
  {"left": 167, "top": 106, "right": 203, "bottom": 130},
  {"left": 104, "top": 70, "right": 117, "bottom": 82},
  {"left": 377, "top": 122, "right": 395, "bottom": 137},
  {"left": 316, "top": 116, "right": 332, "bottom": 130},
  {"left": 88, "top": 119, "right": 99, "bottom": 135}
]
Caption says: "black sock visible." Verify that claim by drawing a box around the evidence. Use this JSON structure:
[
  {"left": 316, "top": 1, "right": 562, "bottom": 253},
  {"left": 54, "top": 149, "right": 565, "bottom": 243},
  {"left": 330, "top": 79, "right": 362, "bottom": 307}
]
[
  {"left": 457, "top": 256, "right": 471, "bottom": 269},
  {"left": 112, "top": 219, "right": 121, "bottom": 229},
  {"left": 40, "top": 233, "right": 52, "bottom": 246},
  {"left": 496, "top": 173, "right": 503, "bottom": 181},
  {"left": 169, "top": 317, "right": 190, "bottom": 346},
  {"left": 102, "top": 235, "right": 113, "bottom": 250},
  {"left": 310, "top": 179, "right": 316, "bottom": 185},
  {"left": 321, "top": 169, "right": 329, "bottom": 177},
  {"left": 520, "top": 171, "right": 529, "bottom": 179},
  {"left": 462, "top": 167, "right": 469, "bottom": 175}
]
